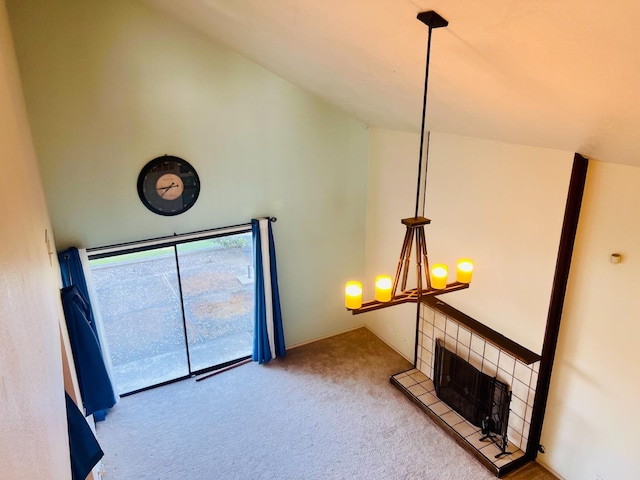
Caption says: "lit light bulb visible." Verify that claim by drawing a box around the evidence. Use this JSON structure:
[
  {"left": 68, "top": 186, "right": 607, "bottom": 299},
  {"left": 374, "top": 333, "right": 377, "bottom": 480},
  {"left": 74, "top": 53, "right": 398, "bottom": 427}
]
[
  {"left": 456, "top": 259, "right": 474, "bottom": 283},
  {"left": 345, "top": 281, "right": 363, "bottom": 309},
  {"left": 431, "top": 264, "right": 448, "bottom": 289},
  {"left": 375, "top": 275, "right": 393, "bottom": 302}
]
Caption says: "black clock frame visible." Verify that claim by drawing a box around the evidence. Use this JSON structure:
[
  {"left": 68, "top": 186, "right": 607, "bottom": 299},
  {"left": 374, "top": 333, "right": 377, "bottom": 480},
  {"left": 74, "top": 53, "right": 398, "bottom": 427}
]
[{"left": 137, "top": 155, "right": 200, "bottom": 216}]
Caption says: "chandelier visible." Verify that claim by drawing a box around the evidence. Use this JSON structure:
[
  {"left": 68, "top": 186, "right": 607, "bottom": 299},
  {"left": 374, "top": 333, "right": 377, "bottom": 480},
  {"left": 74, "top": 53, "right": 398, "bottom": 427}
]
[{"left": 345, "top": 11, "right": 473, "bottom": 315}]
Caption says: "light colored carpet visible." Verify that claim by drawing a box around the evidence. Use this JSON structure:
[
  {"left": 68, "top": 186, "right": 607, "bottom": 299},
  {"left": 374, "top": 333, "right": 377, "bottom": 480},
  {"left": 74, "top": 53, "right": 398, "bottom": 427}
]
[{"left": 96, "top": 327, "right": 500, "bottom": 479}]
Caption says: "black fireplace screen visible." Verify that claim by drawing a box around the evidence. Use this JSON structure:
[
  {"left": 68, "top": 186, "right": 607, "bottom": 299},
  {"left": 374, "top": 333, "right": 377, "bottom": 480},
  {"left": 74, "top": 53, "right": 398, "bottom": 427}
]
[{"left": 434, "top": 339, "right": 510, "bottom": 436}]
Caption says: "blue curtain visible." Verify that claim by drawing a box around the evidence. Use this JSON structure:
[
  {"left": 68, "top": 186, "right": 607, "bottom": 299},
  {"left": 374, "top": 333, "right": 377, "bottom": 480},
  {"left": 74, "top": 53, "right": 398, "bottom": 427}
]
[
  {"left": 252, "top": 218, "right": 286, "bottom": 364},
  {"left": 59, "top": 248, "right": 98, "bottom": 338},
  {"left": 65, "top": 392, "right": 104, "bottom": 480},
  {"left": 58, "top": 247, "right": 114, "bottom": 421}
]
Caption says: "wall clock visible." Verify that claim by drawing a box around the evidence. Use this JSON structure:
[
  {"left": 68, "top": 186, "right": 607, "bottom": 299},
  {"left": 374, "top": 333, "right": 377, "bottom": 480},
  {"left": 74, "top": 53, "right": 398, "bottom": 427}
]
[{"left": 137, "top": 155, "right": 200, "bottom": 216}]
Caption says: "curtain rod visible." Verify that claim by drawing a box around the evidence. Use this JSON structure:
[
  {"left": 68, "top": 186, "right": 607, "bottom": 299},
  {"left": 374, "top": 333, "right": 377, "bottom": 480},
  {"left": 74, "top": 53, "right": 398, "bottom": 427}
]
[{"left": 87, "top": 217, "right": 277, "bottom": 258}]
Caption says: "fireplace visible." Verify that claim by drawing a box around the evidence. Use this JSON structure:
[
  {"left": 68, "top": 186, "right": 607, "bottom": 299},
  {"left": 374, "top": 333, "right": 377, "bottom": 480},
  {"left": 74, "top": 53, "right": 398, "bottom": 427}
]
[
  {"left": 434, "top": 339, "right": 511, "bottom": 456},
  {"left": 390, "top": 298, "right": 541, "bottom": 477}
]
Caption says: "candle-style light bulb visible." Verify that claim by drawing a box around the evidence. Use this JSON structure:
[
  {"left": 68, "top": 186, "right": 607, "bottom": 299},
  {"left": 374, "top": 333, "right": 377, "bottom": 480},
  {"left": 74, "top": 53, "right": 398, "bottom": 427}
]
[
  {"left": 431, "top": 264, "right": 448, "bottom": 289},
  {"left": 375, "top": 275, "right": 393, "bottom": 302},
  {"left": 345, "top": 281, "right": 363, "bottom": 309},
  {"left": 456, "top": 259, "right": 474, "bottom": 283}
]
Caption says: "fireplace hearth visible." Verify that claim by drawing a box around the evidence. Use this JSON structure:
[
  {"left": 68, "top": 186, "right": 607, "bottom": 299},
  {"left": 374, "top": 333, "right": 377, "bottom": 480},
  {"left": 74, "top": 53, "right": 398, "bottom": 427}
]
[{"left": 390, "top": 299, "right": 541, "bottom": 477}]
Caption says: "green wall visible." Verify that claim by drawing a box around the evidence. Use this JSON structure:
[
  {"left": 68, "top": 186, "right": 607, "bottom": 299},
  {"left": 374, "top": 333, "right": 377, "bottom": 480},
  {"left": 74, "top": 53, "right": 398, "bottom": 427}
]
[{"left": 8, "top": 0, "right": 369, "bottom": 345}]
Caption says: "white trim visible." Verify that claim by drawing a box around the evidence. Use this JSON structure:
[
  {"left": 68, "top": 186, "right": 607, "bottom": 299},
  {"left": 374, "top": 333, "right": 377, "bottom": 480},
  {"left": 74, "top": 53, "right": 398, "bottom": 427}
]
[
  {"left": 285, "top": 325, "right": 367, "bottom": 350},
  {"left": 286, "top": 325, "right": 414, "bottom": 363},
  {"left": 87, "top": 224, "right": 251, "bottom": 258},
  {"left": 259, "top": 218, "right": 277, "bottom": 359}
]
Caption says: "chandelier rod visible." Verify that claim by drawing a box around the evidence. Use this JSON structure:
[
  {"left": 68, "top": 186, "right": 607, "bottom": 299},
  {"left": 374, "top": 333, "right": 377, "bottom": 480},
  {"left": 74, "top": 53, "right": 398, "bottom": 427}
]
[{"left": 414, "top": 22, "right": 434, "bottom": 219}]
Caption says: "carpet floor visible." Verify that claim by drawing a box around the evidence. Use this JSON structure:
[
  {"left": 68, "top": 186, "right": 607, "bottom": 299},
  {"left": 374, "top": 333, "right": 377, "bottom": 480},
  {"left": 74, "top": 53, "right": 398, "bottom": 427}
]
[{"left": 95, "top": 327, "right": 539, "bottom": 479}]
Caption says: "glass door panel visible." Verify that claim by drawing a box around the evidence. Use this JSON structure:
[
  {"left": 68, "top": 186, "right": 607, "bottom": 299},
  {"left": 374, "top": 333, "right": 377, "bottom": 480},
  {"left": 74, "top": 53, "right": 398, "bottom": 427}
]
[
  {"left": 177, "top": 233, "right": 254, "bottom": 372},
  {"left": 88, "top": 247, "right": 189, "bottom": 394}
]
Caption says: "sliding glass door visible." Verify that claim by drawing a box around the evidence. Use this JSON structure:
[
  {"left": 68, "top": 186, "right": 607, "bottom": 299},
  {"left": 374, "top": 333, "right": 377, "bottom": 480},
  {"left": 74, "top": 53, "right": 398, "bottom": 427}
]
[
  {"left": 177, "top": 234, "right": 253, "bottom": 372},
  {"left": 88, "top": 229, "right": 254, "bottom": 395}
]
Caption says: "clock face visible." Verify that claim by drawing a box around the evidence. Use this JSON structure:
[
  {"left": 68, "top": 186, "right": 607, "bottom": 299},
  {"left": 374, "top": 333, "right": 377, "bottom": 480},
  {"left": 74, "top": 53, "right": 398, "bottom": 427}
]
[
  {"left": 156, "top": 173, "right": 184, "bottom": 201},
  {"left": 137, "top": 155, "right": 200, "bottom": 216}
]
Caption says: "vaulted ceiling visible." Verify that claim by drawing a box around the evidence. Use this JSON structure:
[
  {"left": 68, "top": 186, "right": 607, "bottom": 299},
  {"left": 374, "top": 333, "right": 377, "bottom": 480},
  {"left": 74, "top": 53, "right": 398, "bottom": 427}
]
[{"left": 140, "top": 0, "right": 640, "bottom": 167}]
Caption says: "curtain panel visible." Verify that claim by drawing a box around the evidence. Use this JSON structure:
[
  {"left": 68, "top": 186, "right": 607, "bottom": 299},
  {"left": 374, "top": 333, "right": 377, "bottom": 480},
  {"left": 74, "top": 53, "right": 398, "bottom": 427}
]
[
  {"left": 58, "top": 247, "right": 116, "bottom": 420},
  {"left": 252, "top": 218, "right": 286, "bottom": 364}
]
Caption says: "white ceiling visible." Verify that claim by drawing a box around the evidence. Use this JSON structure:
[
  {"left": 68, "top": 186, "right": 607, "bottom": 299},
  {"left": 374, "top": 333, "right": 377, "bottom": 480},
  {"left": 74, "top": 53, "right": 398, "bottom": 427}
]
[{"left": 140, "top": 0, "right": 640, "bottom": 167}]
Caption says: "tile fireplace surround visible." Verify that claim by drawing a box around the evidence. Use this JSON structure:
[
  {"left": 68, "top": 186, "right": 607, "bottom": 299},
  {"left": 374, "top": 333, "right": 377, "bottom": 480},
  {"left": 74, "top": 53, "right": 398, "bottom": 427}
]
[{"left": 390, "top": 299, "right": 541, "bottom": 477}]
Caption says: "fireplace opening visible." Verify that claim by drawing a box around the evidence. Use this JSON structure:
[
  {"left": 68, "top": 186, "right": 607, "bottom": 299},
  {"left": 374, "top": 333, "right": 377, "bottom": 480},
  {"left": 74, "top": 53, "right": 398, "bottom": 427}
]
[{"left": 434, "top": 339, "right": 512, "bottom": 457}]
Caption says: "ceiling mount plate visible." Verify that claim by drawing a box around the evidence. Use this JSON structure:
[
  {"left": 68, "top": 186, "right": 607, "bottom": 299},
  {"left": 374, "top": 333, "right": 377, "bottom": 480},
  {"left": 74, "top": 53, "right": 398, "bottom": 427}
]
[{"left": 417, "top": 11, "right": 448, "bottom": 29}]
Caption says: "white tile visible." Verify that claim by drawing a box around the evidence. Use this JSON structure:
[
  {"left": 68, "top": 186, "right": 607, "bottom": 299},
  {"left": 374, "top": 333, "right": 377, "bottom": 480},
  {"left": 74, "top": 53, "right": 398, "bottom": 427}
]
[
  {"left": 424, "top": 337, "right": 434, "bottom": 355},
  {"left": 484, "top": 343, "right": 499, "bottom": 365},
  {"left": 441, "top": 410, "right": 464, "bottom": 426},
  {"left": 420, "top": 347, "right": 430, "bottom": 366},
  {"left": 420, "top": 378, "right": 435, "bottom": 392},
  {"left": 527, "top": 387, "right": 536, "bottom": 407},
  {"left": 434, "top": 328, "right": 445, "bottom": 342},
  {"left": 512, "top": 378, "right": 529, "bottom": 403},
  {"left": 426, "top": 350, "right": 435, "bottom": 368},
  {"left": 532, "top": 361, "right": 540, "bottom": 373},
  {"left": 446, "top": 318, "right": 459, "bottom": 338},
  {"left": 479, "top": 441, "right": 503, "bottom": 461},
  {"left": 514, "top": 361, "right": 532, "bottom": 386},
  {"left": 469, "top": 351, "right": 483, "bottom": 371},
  {"left": 458, "top": 327, "right": 471, "bottom": 347},
  {"left": 507, "top": 427, "right": 523, "bottom": 451},
  {"left": 410, "top": 371, "right": 428, "bottom": 382},
  {"left": 498, "top": 351, "right": 515, "bottom": 376},
  {"left": 435, "top": 313, "right": 446, "bottom": 331},
  {"left": 509, "top": 413, "right": 525, "bottom": 435},
  {"left": 457, "top": 344, "right": 470, "bottom": 362},
  {"left": 445, "top": 334, "right": 457, "bottom": 352},
  {"left": 510, "top": 396, "right": 527, "bottom": 419},
  {"left": 525, "top": 405, "right": 533, "bottom": 424},
  {"left": 418, "top": 359, "right": 427, "bottom": 374},
  {"left": 454, "top": 421, "right": 479, "bottom": 438},
  {"left": 408, "top": 384, "right": 428, "bottom": 397},
  {"left": 396, "top": 375, "right": 417, "bottom": 388},
  {"left": 426, "top": 364, "right": 433, "bottom": 379},
  {"left": 483, "top": 360, "right": 498, "bottom": 377},
  {"left": 466, "top": 431, "right": 489, "bottom": 450},
  {"left": 530, "top": 370, "right": 539, "bottom": 389},
  {"left": 496, "top": 367, "right": 511, "bottom": 385},
  {"left": 423, "top": 306, "right": 435, "bottom": 325},
  {"left": 430, "top": 401, "right": 451, "bottom": 416},
  {"left": 422, "top": 327, "right": 432, "bottom": 344},
  {"left": 470, "top": 334, "right": 485, "bottom": 355},
  {"left": 494, "top": 447, "right": 524, "bottom": 468},
  {"left": 418, "top": 391, "right": 438, "bottom": 406}
]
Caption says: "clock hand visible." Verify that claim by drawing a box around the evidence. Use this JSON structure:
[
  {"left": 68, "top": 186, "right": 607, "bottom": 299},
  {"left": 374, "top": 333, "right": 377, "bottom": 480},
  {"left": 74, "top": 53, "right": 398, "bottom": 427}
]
[{"left": 157, "top": 182, "right": 178, "bottom": 197}]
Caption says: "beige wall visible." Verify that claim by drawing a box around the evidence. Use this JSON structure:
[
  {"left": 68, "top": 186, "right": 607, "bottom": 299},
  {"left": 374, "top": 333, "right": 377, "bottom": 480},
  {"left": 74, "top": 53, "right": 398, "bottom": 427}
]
[
  {"left": 542, "top": 160, "right": 640, "bottom": 479},
  {"left": 363, "top": 128, "right": 423, "bottom": 360},
  {"left": 7, "top": 0, "right": 369, "bottom": 346},
  {"left": 0, "top": 1, "right": 70, "bottom": 477},
  {"left": 425, "top": 132, "right": 574, "bottom": 353},
  {"left": 365, "top": 128, "right": 640, "bottom": 479},
  {"left": 364, "top": 128, "right": 573, "bottom": 356}
]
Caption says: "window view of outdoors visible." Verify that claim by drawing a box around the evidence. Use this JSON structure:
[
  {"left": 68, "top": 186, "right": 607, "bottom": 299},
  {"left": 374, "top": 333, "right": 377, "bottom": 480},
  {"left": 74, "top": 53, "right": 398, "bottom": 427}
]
[{"left": 88, "top": 232, "right": 254, "bottom": 395}]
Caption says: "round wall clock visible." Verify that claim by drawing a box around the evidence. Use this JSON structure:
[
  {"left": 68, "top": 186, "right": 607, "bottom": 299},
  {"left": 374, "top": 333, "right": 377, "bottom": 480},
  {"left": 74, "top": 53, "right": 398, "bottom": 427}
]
[{"left": 137, "top": 155, "right": 200, "bottom": 216}]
